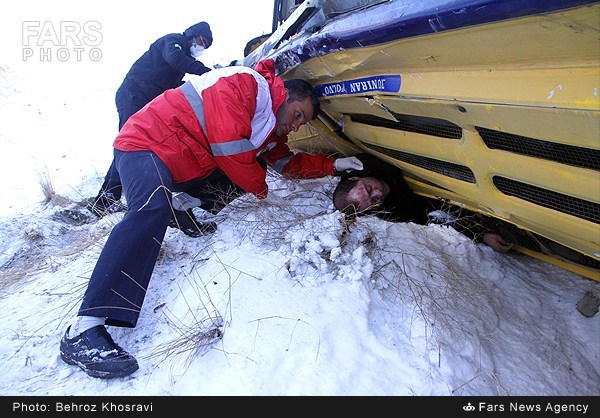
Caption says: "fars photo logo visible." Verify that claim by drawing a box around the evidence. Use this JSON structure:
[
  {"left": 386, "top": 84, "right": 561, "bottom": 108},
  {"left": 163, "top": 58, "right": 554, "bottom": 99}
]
[{"left": 22, "top": 20, "right": 103, "bottom": 62}]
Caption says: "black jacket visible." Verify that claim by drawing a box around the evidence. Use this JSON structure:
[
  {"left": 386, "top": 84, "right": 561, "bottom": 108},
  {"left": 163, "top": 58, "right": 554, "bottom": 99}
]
[{"left": 118, "top": 32, "right": 211, "bottom": 104}]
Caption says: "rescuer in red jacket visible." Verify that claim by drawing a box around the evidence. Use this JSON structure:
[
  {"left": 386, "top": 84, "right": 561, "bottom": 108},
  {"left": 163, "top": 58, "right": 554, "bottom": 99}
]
[{"left": 59, "top": 59, "right": 363, "bottom": 379}]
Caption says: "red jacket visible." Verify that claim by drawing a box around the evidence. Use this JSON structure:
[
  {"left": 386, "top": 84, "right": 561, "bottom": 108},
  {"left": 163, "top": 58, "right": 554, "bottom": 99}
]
[{"left": 114, "top": 59, "right": 335, "bottom": 199}]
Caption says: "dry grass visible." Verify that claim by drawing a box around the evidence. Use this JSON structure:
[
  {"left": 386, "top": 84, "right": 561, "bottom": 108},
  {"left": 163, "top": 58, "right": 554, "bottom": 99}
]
[
  {"left": 352, "top": 206, "right": 511, "bottom": 395},
  {"left": 145, "top": 273, "right": 226, "bottom": 368},
  {"left": 215, "top": 172, "right": 338, "bottom": 248},
  {"left": 37, "top": 168, "right": 70, "bottom": 207},
  {"left": 5, "top": 166, "right": 510, "bottom": 393},
  {"left": 0, "top": 172, "right": 111, "bottom": 297}
]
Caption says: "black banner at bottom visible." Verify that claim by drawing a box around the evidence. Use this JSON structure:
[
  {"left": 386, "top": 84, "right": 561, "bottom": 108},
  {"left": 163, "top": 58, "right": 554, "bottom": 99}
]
[{"left": 1, "top": 396, "right": 598, "bottom": 416}]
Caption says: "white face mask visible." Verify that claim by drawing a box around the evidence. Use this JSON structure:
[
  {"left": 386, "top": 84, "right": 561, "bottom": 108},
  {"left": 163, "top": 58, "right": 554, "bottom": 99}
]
[{"left": 190, "top": 43, "right": 204, "bottom": 59}]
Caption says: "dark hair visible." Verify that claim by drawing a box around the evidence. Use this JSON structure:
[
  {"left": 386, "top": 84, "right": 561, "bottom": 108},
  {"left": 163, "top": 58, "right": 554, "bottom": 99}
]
[
  {"left": 333, "top": 178, "right": 360, "bottom": 217},
  {"left": 283, "top": 79, "right": 320, "bottom": 120},
  {"left": 244, "top": 33, "right": 271, "bottom": 57}
]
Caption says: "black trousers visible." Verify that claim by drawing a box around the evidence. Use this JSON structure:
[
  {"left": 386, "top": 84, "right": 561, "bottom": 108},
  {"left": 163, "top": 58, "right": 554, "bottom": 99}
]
[
  {"left": 79, "top": 150, "right": 174, "bottom": 327},
  {"left": 79, "top": 149, "right": 255, "bottom": 327}
]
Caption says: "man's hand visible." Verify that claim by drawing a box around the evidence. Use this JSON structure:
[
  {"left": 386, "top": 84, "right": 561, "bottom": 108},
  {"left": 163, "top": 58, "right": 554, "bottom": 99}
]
[
  {"left": 172, "top": 192, "right": 202, "bottom": 212},
  {"left": 334, "top": 156, "right": 364, "bottom": 173},
  {"left": 483, "top": 232, "right": 514, "bottom": 253}
]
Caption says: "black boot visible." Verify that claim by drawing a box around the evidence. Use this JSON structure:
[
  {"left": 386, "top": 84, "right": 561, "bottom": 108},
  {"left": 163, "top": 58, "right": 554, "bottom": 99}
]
[
  {"left": 168, "top": 209, "right": 217, "bottom": 238},
  {"left": 60, "top": 325, "right": 139, "bottom": 379},
  {"left": 86, "top": 191, "right": 127, "bottom": 218}
]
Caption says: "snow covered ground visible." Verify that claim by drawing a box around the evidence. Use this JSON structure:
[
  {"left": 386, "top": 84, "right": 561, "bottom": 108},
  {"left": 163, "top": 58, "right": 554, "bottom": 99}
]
[{"left": 0, "top": 0, "right": 598, "bottom": 401}]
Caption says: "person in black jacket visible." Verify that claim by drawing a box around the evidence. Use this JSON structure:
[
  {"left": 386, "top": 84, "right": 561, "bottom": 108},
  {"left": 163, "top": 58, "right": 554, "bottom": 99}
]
[
  {"left": 87, "top": 21, "right": 214, "bottom": 222},
  {"left": 333, "top": 153, "right": 514, "bottom": 253}
]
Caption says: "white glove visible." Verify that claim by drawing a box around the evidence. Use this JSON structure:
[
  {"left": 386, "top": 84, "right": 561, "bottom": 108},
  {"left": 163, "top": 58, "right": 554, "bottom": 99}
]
[
  {"left": 172, "top": 192, "right": 202, "bottom": 211},
  {"left": 334, "top": 156, "right": 364, "bottom": 173}
]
